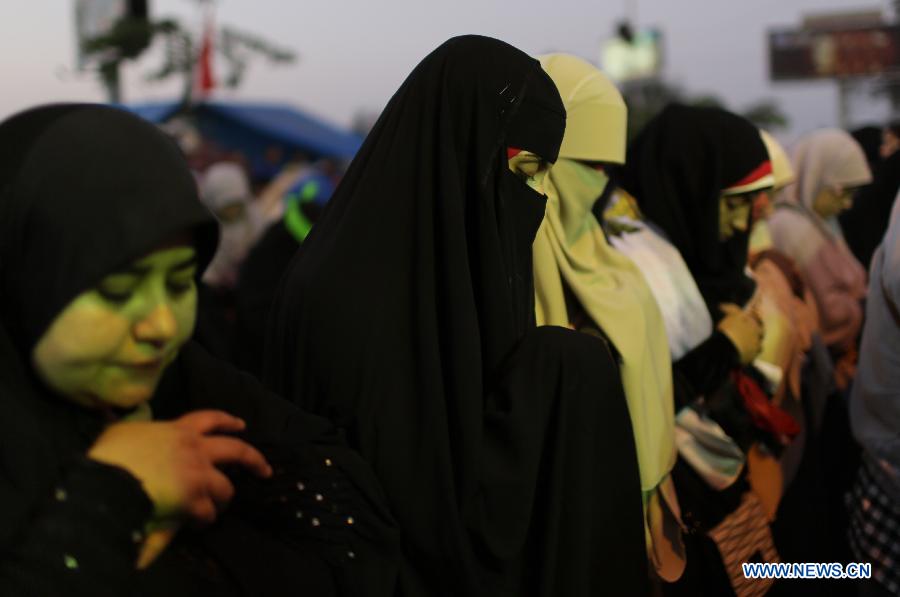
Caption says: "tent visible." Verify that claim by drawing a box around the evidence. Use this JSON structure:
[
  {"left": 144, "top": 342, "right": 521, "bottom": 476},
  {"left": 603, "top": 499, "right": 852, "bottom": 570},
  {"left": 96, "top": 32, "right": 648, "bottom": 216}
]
[{"left": 120, "top": 99, "right": 363, "bottom": 180}]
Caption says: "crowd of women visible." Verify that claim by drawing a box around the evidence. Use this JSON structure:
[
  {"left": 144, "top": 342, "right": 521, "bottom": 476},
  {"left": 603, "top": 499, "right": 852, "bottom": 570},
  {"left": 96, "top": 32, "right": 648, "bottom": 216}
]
[{"left": 1, "top": 34, "right": 898, "bottom": 597}]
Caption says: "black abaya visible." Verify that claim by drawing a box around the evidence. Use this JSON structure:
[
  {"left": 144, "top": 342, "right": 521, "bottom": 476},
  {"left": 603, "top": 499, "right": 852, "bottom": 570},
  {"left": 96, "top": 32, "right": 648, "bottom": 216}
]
[
  {"left": 234, "top": 220, "right": 300, "bottom": 377},
  {"left": 264, "top": 36, "right": 648, "bottom": 597}
]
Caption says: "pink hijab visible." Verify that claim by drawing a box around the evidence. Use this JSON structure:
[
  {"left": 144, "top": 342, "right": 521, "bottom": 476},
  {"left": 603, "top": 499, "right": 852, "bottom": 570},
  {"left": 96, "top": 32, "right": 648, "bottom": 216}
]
[{"left": 769, "top": 129, "right": 872, "bottom": 348}]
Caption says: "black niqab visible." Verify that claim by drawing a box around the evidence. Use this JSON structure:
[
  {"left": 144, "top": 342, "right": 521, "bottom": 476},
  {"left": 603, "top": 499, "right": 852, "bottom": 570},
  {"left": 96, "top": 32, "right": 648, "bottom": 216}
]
[
  {"left": 265, "top": 34, "right": 564, "bottom": 434},
  {"left": 265, "top": 36, "right": 647, "bottom": 596},
  {"left": 618, "top": 104, "right": 768, "bottom": 314}
]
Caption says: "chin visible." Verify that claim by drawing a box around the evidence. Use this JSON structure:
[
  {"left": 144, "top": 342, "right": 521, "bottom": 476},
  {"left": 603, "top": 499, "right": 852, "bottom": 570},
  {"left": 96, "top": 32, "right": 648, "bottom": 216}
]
[{"left": 99, "top": 382, "right": 157, "bottom": 410}]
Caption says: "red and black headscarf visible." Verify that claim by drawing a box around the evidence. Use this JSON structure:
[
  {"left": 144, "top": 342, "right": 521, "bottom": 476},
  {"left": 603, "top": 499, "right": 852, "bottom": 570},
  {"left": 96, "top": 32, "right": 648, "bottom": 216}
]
[{"left": 618, "top": 104, "right": 770, "bottom": 315}]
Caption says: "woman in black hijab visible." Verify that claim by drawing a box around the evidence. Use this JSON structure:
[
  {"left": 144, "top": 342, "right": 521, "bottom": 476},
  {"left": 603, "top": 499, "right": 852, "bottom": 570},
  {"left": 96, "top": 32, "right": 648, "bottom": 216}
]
[
  {"left": 264, "top": 35, "right": 648, "bottom": 597},
  {"left": 0, "top": 104, "right": 398, "bottom": 596},
  {"left": 611, "top": 105, "right": 788, "bottom": 596},
  {"left": 617, "top": 104, "right": 773, "bottom": 403},
  {"left": 840, "top": 123, "right": 900, "bottom": 270}
]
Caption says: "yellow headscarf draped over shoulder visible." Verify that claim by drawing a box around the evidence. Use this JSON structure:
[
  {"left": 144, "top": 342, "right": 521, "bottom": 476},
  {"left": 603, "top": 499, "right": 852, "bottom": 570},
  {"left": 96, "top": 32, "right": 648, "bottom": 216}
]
[
  {"left": 535, "top": 54, "right": 684, "bottom": 579},
  {"left": 534, "top": 54, "right": 675, "bottom": 493}
]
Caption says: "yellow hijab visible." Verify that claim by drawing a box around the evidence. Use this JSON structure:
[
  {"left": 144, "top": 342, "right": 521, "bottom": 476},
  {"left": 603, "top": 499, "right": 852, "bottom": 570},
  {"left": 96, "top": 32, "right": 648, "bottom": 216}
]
[
  {"left": 761, "top": 130, "right": 795, "bottom": 190},
  {"left": 534, "top": 54, "right": 675, "bottom": 493},
  {"left": 751, "top": 131, "right": 795, "bottom": 254}
]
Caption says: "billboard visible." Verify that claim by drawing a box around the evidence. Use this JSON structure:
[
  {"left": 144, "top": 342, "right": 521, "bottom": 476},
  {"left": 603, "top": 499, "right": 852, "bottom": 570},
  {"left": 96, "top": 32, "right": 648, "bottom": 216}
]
[
  {"left": 602, "top": 27, "right": 664, "bottom": 83},
  {"left": 769, "top": 24, "right": 900, "bottom": 81}
]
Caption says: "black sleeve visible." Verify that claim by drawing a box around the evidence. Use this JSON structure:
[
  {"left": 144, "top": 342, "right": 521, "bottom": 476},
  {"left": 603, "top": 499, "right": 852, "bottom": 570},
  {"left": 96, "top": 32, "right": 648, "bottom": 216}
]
[
  {"left": 150, "top": 342, "right": 402, "bottom": 597},
  {"left": 1, "top": 458, "right": 152, "bottom": 597},
  {"left": 153, "top": 340, "right": 340, "bottom": 445},
  {"left": 673, "top": 331, "right": 739, "bottom": 404}
]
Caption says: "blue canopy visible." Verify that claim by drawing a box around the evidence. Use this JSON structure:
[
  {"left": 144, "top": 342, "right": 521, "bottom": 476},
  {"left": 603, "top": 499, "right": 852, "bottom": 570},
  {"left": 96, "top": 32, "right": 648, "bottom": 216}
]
[{"left": 120, "top": 100, "right": 363, "bottom": 179}]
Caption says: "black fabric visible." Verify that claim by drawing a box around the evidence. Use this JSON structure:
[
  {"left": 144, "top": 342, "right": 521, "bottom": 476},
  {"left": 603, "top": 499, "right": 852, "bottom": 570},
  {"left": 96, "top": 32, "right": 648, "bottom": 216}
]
[
  {"left": 194, "top": 281, "right": 239, "bottom": 364},
  {"left": 768, "top": 343, "right": 852, "bottom": 597},
  {"left": 840, "top": 149, "right": 900, "bottom": 271},
  {"left": 234, "top": 220, "right": 300, "bottom": 378},
  {"left": 672, "top": 330, "right": 739, "bottom": 406},
  {"left": 850, "top": 125, "right": 883, "bottom": 168},
  {"left": 0, "top": 104, "right": 218, "bottom": 353},
  {"left": 264, "top": 36, "right": 648, "bottom": 596},
  {"left": 0, "top": 456, "right": 153, "bottom": 596},
  {"left": 618, "top": 103, "right": 768, "bottom": 314},
  {"left": 148, "top": 342, "right": 401, "bottom": 597},
  {"left": 0, "top": 104, "right": 399, "bottom": 596},
  {"left": 663, "top": 458, "right": 748, "bottom": 597}
]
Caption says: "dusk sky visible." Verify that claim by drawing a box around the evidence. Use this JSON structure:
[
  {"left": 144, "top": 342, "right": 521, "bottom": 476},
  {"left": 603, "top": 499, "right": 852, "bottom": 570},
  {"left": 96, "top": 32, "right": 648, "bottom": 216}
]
[{"left": 1, "top": 0, "right": 895, "bottom": 141}]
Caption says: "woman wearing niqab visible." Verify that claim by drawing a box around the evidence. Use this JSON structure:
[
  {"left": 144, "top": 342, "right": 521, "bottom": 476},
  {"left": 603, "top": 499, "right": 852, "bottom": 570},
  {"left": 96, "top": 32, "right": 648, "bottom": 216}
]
[
  {"left": 531, "top": 53, "right": 684, "bottom": 583},
  {"left": 0, "top": 104, "right": 399, "bottom": 596},
  {"left": 264, "top": 36, "right": 648, "bottom": 597}
]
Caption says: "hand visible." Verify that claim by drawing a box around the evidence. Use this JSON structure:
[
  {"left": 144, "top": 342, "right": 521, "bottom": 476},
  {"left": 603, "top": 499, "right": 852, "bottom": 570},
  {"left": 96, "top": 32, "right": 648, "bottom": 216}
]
[
  {"left": 136, "top": 522, "right": 178, "bottom": 570},
  {"left": 833, "top": 347, "right": 858, "bottom": 391},
  {"left": 87, "top": 410, "right": 272, "bottom": 525},
  {"left": 717, "top": 303, "right": 764, "bottom": 365}
]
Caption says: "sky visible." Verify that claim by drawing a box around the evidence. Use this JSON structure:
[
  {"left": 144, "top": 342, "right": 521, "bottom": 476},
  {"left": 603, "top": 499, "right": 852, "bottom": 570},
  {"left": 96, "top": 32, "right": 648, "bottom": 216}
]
[{"left": 0, "top": 0, "right": 895, "bottom": 141}]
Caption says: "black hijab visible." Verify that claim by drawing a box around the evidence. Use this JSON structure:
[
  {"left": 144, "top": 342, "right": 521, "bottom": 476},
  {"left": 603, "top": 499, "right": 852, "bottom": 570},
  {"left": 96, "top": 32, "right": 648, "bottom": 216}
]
[
  {"left": 618, "top": 104, "right": 769, "bottom": 314},
  {"left": 264, "top": 36, "right": 586, "bottom": 594},
  {"left": 0, "top": 105, "right": 405, "bottom": 597},
  {"left": 0, "top": 104, "right": 218, "bottom": 554},
  {"left": 840, "top": 128, "right": 900, "bottom": 269}
]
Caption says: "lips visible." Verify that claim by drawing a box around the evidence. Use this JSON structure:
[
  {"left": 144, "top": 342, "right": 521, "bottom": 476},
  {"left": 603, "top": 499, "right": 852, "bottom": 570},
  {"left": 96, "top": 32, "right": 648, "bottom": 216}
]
[{"left": 120, "top": 357, "right": 165, "bottom": 374}]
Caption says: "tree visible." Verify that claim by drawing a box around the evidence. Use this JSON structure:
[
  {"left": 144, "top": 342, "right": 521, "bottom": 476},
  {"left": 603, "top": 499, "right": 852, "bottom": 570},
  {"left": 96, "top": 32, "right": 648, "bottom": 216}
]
[
  {"left": 742, "top": 99, "right": 790, "bottom": 131},
  {"left": 83, "top": 13, "right": 296, "bottom": 105},
  {"left": 621, "top": 78, "right": 790, "bottom": 139}
]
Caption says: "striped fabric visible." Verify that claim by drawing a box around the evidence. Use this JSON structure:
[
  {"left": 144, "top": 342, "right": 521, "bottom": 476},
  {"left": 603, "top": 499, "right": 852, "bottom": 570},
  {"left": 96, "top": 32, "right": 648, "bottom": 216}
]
[{"left": 708, "top": 491, "right": 780, "bottom": 596}]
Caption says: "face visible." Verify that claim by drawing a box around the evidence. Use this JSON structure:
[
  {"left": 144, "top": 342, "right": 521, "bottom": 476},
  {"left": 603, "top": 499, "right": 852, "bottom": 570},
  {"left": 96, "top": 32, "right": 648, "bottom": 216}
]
[
  {"left": 32, "top": 244, "right": 199, "bottom": 411},
  {"left": 751, "top": 189, "right": 773, "bottom": 222},
  {"left": 718, "top": 192, "right": 755, "bottom": 240},
  {"left": 508, "top": 149, "right": 552, "bottom": 195},
  {"left": 812, "top": 185, "right": 856, "bottom": 218}
]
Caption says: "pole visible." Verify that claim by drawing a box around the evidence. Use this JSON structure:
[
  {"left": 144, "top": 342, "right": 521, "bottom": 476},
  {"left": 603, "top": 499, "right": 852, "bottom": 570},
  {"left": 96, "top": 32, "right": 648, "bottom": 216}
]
[
  {"left": 624, "top": 0, "right": 637, "bottom": 25},
  {"left": 100, "top": 60, "right": 121, "bottom": 103},
  {"left": 837, "top": 78, "right": 851, "bottom": 129}
]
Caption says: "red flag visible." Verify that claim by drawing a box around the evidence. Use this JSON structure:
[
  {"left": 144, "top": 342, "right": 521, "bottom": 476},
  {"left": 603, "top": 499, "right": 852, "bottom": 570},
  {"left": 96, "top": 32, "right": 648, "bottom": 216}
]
[{"left": 194, "top": 20, "right": 216, "bottom": 99}]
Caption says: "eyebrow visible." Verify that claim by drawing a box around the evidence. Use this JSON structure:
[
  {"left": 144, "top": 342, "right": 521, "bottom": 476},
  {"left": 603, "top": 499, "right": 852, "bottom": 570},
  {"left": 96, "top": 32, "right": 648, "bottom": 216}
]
[
  {"left": 115, "top": 255, "right": 198, "bottom": 276},
  {"left": 726, "top": 195, "right": 753, "bottom": 206},
  {"left": 169, "top": 255, "right": 199, "bottom": 271}
]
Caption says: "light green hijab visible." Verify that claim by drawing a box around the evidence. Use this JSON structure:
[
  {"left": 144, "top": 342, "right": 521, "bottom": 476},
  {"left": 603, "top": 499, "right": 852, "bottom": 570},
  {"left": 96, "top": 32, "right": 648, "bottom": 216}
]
[{"left": 534, "top": 54, "right": 675, "bottom": 494}]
